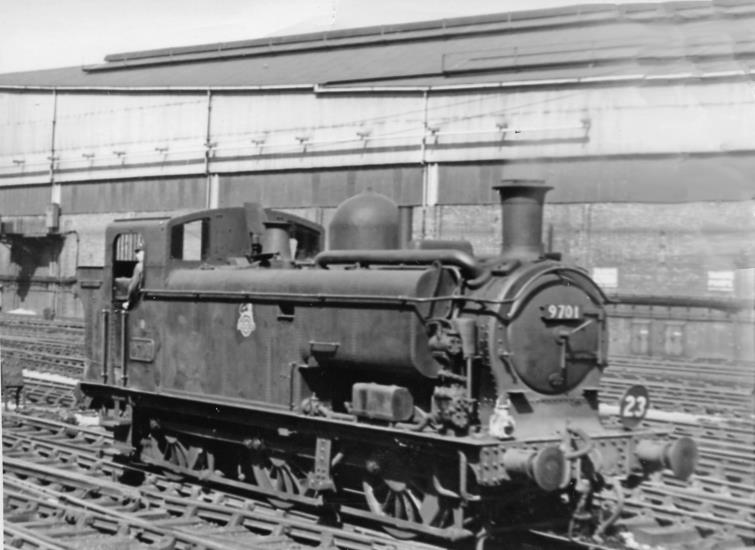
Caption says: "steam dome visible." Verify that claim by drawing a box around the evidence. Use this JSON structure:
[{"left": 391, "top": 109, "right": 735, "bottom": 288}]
[{"left": 329, "top": 190, "right": 400, "bottom": 250}]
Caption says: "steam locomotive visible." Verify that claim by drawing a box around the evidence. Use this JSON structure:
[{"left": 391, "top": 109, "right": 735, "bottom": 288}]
[{"left": 79, "top": 181, "right": 697, "bottom": 545}]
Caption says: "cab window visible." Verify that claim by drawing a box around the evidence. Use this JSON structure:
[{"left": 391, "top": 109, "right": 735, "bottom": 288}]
[{"left": 171, "top": 218, "right": 209, "bottom": 261}]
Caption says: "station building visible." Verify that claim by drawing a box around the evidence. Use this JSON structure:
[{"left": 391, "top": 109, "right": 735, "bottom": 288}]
[{"left": 0, "top": 1, "right": 753, "bottom": 358}]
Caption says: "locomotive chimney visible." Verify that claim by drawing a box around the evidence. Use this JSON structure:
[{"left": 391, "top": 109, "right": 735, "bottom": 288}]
[{"left": 493, "top": 179, "right": 552, "bottom": 261}]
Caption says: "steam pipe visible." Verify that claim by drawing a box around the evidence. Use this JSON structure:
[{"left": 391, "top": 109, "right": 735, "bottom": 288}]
[
  {"left": 314, "top": 249, "right": 491, "bottom": 288},
  {"left": 409, "top": 239, "right": 474, "bottom": 256}
]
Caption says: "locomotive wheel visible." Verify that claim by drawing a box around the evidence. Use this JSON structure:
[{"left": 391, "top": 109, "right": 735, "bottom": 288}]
[
  {"left": 142, "top": 435, "right": 216, "bottom": 479},
  {"left": 162, "top": 436, "right": 189, "bottom": 467},
  {"left": 164, "top": 437, "right": 215, "bottom": 474},
  {"left": 362, "top": 473, "right": 458, "bottom": 538},
  {"left": 252, "top": 456, "right": 307, "bottom": 509}
]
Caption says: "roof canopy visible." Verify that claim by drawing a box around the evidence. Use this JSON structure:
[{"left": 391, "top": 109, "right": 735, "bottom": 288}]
[{"left": 1, "top": 1, "right": 753, "bottom": 89}]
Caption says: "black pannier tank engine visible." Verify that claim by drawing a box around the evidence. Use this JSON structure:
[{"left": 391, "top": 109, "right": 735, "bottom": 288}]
[{"left": 79, "top": 183, "right": 697, "bottom": 543}]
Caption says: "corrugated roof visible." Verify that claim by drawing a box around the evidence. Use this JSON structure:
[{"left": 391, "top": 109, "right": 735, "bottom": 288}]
[{"left": 1, "top": 0, "right": 753, "bottom": 89}]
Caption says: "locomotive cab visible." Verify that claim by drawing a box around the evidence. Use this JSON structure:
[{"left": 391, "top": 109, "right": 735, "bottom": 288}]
[
  {"left": 91, "top": 205, "right": 323, "bottom": 388},
  {"left": 103, "top": 209, "right": 249, "bottom": 307}
]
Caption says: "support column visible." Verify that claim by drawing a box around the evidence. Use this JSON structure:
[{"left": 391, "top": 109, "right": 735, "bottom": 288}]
[
  {"left": 48, "top": 88, "right": 59, "bottom": 206},
  {"left": 204, "top": 89, "right": 216, "bottom": 209},
  {"left": 734, "top": 267, "right": 755, "bottom": 361},
  {"left": 207, "top": 174, "right": 220, "bottom": 209},
  {"left": 421, "top": 163, "right": 439, "bottom": 239},
  {"left": 48, "top": 89, "right": 61, "bottom": 317}
]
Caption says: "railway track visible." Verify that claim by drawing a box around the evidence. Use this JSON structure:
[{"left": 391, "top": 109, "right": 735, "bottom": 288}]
[
  {"left": 3, "top": 371, "right": 80, "bottom": 410},
  {"left": 17, "top": 376, "right": 79, "bottom": 408},
  {"left": 0, "top": 334, "right": 84, "bottom": 362},
  {"left": 4, "top": 410, "right": 754, "bottom": 549},
  {"left": 0, "top": 313, "right": 85, "bottom": 339},
  {"left": 605, "top": 356, "right": 753, "bottom": 416},
  {"left": 608, "top": 355, "right": 754, "bottom": 388},
  {"left": 1, "top": 346, "right": 86, "bottom": 378},
  {"left": 600, "top": 379, "right": 753, "bottom": 418},
  {"left": 3, "top": 413, "right": 445, "bottom": 550}
]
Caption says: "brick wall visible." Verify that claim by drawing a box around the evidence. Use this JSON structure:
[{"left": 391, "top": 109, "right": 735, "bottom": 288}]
[{"left": 426, "top": 201, "right": 754, "bottom": 298}]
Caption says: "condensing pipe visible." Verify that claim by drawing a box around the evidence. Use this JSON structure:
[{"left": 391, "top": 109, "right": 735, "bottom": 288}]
[{"left": 314, "top": 249, "right": 491, "bottom": 288}]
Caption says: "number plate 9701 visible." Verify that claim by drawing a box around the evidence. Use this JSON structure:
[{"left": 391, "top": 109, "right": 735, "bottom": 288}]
[{"left": 542, "top": 304, "right": 583, "bottom": 320}]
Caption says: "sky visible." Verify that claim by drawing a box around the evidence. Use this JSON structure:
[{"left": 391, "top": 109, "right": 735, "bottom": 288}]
[{"left": 0, "top": 0, "right": 669, "bottom": 75}]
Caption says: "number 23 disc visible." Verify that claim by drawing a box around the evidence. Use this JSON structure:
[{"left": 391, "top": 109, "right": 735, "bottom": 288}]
[{"left": 619, "top": 384, "right": 650, "bottom": 429}]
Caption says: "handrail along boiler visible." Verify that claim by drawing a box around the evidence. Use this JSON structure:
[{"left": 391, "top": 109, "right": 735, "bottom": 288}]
[{"left": 79, "top": 181, "right": 697, "bottom": 543}]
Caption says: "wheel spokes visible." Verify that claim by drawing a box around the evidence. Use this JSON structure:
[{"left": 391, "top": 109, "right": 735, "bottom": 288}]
[
  {"left": 163, "top": 436, "right": 189, "bottom": 467},
  {"left": 364, "top": 478, "right": 423, "bottom": 523},
  {"left": 393, "top": 492, "right": 404, "bottom": 518},
  {"left": 253, "top": 458, "right": 304, "bottom": 496},
  {"left": 363, "top": 475, "right": 458, "bottom": 530}
]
